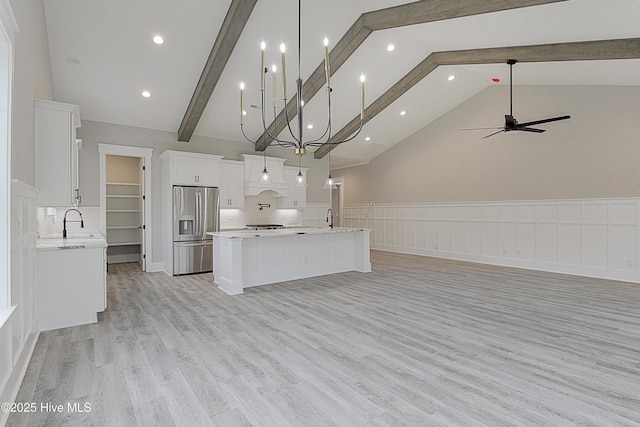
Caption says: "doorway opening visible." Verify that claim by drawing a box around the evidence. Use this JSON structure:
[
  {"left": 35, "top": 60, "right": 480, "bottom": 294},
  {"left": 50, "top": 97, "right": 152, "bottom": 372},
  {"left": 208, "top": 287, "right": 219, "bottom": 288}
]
[
  {"left": 98, "top": 144, "right": 153, "bottom": 272},
  {"left": 105, "top": 155, "right": 143, "bottom": 266},
  {"left": 330, "top": 176, "right": 345, "bottom": 228}
]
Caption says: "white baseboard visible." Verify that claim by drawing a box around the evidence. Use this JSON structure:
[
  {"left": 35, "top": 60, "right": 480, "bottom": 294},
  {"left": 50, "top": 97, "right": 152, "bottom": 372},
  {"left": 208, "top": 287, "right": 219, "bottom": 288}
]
[
  {"left": 107, "top": 254, "right": 139, "bottom": 264},
  {"left": 0, "top": 331, "right": 39, "bottom": 427},
  {"left": 146, "top": 261, "right": 165, "bottom": 273}
]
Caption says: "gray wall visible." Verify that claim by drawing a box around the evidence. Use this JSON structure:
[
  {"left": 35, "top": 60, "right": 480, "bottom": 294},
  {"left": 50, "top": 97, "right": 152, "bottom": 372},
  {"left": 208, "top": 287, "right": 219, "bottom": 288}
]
[
  {"left": 337, "top": 85, "right": 640, "bottom": 205},
  {"left": 76, "top": 120, "right": 333, "bottom": 263},
  {"left": 11, "top": 0, "right": 55, "bottom": 185}
]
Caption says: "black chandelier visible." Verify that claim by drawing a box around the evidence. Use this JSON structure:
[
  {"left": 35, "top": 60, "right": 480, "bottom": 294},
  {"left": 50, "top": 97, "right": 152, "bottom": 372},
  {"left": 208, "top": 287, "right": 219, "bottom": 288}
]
[{"left": 239, "top": 0, "right": 365, "bottom": 187}]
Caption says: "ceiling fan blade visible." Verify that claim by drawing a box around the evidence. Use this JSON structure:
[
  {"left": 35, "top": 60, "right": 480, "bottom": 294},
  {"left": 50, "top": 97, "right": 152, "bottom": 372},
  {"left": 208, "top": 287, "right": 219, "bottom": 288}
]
[
  {"left": 517, "top": 127, "right": 545, "bottom": 133},
  {"left": 517, "top": 115, "right": 571, "bottom": 128},
  {"left": 482, "top": 129, "right": 505, "bottom": 139},
  {"left": 459, "top": 126, "right": 503, "bottom": 131}
]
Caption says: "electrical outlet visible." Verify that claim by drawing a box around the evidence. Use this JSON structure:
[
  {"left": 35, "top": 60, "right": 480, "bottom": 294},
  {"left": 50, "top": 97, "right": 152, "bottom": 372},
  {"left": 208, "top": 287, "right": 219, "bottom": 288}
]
[
  {"left": 626, "top": 260, "right": 633, "bottom": 268},
  {"left": 434, "top": 241, "right": 439, "bottom": 250}
]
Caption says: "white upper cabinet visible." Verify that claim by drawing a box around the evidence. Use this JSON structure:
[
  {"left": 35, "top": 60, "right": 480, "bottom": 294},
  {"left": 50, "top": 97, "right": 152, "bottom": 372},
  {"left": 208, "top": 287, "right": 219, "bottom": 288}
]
[
  {"left": 281, "top": 167, "right": 308, "bottom": 208},
  {"left": 160, "top": 151, "right": 223, "bottom": 186},
  {"left": 219, "top": 160, "right": 244, "bottom": 208},
  {"left": 35, "top": 99, "right": 81, "bottom": 206}
]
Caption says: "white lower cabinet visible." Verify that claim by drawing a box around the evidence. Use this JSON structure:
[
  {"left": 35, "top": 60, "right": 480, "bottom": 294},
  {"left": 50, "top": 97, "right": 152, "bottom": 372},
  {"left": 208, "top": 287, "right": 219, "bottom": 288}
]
[{"left": 37, "top": 246, "right": 107, "bottom": 331}]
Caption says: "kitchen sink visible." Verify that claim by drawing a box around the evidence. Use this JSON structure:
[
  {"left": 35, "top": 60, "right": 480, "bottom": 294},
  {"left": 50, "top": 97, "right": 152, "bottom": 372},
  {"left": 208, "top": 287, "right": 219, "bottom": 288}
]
[{"left": 63, "top": 233, "right": 104, "bottom": 239}]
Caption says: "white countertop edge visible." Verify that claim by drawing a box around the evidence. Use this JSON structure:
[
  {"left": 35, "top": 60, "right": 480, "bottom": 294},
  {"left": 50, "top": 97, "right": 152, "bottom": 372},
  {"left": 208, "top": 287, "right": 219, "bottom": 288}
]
[
  {"left": 207, "top": 227, "right": 370, "bottom": 239},
  {"left": 37, "top": 237, "right": 108, "bottom": 250}
]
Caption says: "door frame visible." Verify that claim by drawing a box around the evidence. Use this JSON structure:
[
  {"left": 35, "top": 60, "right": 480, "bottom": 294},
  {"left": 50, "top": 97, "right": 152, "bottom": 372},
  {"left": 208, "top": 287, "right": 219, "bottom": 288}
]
[{"left": 98, "top": 143, "right": 153, "bottom": 271}]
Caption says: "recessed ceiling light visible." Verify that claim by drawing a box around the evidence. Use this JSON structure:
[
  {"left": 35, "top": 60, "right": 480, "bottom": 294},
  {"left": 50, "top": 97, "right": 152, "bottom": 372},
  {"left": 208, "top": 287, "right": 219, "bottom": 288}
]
[
  {"left": 153, "top": 35, "right": 164, "bottom": 45},
  {"left": 387, "top": 44, "right": 395, "bottom": 52},
  {"left": 307, "top": 124, "right": 314, "bottom": 129},
  {"left": 448, "top": 75, "right": 455, "bottom": 81},
  {"left": 365, "top": 136, "right": 371, "bottom": 141},
  {"left": 141, "top": 90, "right": 151, "bottom": 98},
  {"left": 400, "top": 110, "right": 406, "bottom": 116},
  {"left": 242, "top": 110, "right": 247, "bottom": 116}
]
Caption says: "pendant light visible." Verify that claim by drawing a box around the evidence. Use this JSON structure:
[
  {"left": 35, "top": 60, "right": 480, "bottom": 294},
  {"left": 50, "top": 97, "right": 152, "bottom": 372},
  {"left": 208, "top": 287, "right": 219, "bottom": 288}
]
[
  {"left": 294, "top": 156, "right": 307, "bottom": 187},
  {"left": 258, "top": 150, "right": 271, "bottom": 185},
  {"left": 323, "top": 151, "right": 337, "bottom": 190}
]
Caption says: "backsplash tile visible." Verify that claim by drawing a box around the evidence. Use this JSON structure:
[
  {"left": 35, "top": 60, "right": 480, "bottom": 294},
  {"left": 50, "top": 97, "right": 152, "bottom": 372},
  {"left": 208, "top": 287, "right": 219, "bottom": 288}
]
[{"left": 37, "top": 206, "right": 100, "bottom": 238}]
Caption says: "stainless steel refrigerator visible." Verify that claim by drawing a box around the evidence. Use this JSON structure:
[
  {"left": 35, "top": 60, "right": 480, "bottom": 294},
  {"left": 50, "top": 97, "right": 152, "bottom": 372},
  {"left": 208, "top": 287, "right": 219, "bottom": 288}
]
[{"left": 173, "top": 185, "right": 220, "bottom": 275}]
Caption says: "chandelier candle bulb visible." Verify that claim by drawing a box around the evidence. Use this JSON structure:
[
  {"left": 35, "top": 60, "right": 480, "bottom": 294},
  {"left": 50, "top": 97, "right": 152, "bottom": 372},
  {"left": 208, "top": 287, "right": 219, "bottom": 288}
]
[
  {"left": 238, "top": 0, "right": 365, "bottom": 165},
  {"left": 272, "top": 65, "right": 277, "bottom": 108},
  {"left": 360, "top": 74, "right": 365, "bottom": 120},
  {"left": 280, "top": 43, "right": 287, "bottom": 99},
  {"left": 324, "top": 37, "right": 330, "bottom": 88},
  {"left": 260, "top": 41, "right": 266, "bottom": 90},
  {"left": 240, "top": 82, "right": 245, "bottom": 124}
]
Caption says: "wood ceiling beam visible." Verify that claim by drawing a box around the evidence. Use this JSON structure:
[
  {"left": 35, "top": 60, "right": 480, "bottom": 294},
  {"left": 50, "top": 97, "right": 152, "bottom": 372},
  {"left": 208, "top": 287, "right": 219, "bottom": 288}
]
[
  {"left": 178, "top": 0, "right": 257, "bottom": 142},
  {"left": 254, "top": 0, "right": 569, "bottom": 150},
  {"left": 313, "top": 37, "right": 640, "bottom": 159}
]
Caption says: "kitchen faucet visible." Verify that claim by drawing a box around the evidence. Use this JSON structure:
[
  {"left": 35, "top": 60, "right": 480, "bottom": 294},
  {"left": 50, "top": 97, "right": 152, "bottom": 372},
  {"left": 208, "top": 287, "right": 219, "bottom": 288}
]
[
  {"left": 326, "top": 208, "right": 333, "bottom": 229},
  {"left": 63, "top": 208, "right": 84, "bottom": 238}
]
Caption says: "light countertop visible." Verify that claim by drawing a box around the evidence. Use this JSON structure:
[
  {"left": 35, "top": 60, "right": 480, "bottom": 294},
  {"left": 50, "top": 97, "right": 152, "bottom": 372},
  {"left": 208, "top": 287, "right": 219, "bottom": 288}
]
[
  {"left": 208, "top": 227, "right": 369, "bottom": 239},
  {"left": 37, "top": 233, "right": 108, "bottom": 250}
]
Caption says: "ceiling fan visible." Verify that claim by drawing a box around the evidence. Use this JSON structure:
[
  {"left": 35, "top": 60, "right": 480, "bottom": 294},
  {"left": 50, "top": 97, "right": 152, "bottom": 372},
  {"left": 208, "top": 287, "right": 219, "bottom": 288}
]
[{"left": 464, "top": 59, "right": 571, "bottom": 139}]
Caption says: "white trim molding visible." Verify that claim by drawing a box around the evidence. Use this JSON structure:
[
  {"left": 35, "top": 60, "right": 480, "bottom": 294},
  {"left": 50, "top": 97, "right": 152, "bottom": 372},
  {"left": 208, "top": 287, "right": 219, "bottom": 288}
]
[
  {"left": 0, "top": 0, "right": 18, "bottom": 43},
  {"left": 344, "top": 198, "right": 640, "bottom": 284}
]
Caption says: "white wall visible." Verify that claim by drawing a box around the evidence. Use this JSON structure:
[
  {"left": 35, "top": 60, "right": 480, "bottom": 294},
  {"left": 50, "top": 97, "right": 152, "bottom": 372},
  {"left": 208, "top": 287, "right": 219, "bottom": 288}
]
[
  {"left": 344, "top": 198, "right": 640, "bottom": 283},
  {"left": 336, "top": 84, "right": 640, "bottom": 283},
  {"left": 11, "top": 0, "right": 54, "bottom": 185},
  {"left": 338, "top": 85, "right": 640, "bottom": 205}
]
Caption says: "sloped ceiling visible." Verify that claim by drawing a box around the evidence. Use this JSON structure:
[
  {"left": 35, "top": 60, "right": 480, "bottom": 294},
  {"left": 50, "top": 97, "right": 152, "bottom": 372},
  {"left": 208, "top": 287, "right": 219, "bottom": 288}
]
[{"left": 44, "top": 0, "right": 640, "bottom": 168}]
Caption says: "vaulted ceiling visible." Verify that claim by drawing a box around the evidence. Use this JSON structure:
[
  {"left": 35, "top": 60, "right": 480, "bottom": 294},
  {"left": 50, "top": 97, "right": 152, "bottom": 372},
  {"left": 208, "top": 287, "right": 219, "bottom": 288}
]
[{"left": 43, "top": 0, "right": 640, "bottom": 168}]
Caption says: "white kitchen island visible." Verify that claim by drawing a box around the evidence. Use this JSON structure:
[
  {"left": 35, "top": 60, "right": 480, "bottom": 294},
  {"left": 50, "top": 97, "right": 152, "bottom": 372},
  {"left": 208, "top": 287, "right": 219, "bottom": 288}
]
[{"left": 208, "top": 227, "right": 371, "bottom": 295}]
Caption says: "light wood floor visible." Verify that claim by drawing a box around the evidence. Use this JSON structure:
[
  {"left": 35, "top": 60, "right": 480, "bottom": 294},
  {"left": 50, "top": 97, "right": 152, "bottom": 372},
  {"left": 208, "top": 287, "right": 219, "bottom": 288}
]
[{"left": 8, "top": 251, "right": 640, "bottom": 426}]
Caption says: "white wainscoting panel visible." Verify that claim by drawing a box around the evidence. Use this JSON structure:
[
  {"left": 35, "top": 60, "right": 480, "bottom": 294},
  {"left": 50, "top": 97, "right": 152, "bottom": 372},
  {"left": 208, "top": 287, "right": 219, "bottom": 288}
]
[
  {"left": 343, "top": 198, "right": 640, "bottom": 283},
  {"left": 301, "top": 203, "right": 330, "bottom": 228}
]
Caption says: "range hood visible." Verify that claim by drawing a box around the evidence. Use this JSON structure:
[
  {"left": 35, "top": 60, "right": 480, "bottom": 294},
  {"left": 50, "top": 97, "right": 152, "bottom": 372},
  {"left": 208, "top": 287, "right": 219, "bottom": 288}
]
[{"left": 242, "top": 154, "right": 289, "bottom": 197}]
